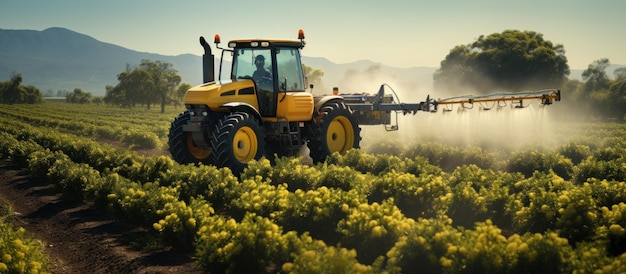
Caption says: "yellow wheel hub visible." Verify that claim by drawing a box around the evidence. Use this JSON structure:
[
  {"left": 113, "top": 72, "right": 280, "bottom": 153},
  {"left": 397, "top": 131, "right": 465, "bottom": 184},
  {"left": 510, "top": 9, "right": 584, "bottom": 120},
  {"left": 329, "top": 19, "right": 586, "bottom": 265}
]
[
  {"left": 233, "top": 126, "right": 258, "bottom": 163},
  {"left": 187, "top": 134, "right": 211, "bottom": 159},
  {"left": 326, "top": 116, "right": 354, "bottom": 153}
]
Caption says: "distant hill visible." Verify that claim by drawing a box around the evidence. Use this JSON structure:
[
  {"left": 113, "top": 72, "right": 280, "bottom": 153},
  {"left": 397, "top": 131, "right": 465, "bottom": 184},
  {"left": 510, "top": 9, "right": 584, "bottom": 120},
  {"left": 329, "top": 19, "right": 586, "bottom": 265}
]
[
  {"left": 1, "top": 27, "right": 623, "bottom": 97},
  {"left": 0, "top": 27, "right": 201, "bottom": 96}
]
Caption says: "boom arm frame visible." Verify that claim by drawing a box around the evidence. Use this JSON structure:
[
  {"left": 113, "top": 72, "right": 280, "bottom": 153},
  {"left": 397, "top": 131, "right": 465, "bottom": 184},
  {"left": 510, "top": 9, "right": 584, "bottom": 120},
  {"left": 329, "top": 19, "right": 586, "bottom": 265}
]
[{"left": 341, "top": 85, "right": 562, "bottom": 131}]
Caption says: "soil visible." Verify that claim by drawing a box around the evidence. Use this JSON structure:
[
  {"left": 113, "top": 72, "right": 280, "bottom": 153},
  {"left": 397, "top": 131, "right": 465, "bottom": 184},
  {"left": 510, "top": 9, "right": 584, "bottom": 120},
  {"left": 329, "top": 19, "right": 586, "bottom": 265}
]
[{"left": 0, "top": 159, "right": 203, "bottom": 274}]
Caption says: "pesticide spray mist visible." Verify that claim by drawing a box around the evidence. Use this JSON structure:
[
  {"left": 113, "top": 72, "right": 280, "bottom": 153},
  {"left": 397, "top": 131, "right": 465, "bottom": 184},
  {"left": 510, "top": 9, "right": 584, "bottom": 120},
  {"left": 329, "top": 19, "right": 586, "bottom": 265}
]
[{"left": 335, "top": 65, "right": 562, "bottom": 162}]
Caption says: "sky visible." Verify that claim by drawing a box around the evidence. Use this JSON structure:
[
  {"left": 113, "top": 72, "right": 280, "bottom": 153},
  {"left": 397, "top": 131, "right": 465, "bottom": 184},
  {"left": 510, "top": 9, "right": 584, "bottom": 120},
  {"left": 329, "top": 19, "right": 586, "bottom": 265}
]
[{"left": 1, "top": 0, "right": 625, "bottom": 69}]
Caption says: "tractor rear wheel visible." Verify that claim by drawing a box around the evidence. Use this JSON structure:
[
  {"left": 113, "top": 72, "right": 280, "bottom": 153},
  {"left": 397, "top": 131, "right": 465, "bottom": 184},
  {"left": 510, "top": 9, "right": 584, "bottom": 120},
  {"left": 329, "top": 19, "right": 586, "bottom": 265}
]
[
  {"left": 168, "top": 111, "right": 215, "bottom": 165},
  {"left": 307, "top": 101, "right": 361, "bottom": 163},
  {"left": 210, "top": 112, "right": 265, "bottom": 173}
]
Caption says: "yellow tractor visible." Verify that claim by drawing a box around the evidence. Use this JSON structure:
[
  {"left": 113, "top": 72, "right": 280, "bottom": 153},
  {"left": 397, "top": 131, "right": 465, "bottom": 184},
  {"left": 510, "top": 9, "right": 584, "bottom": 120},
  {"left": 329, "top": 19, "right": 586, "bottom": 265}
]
[{"left": 168, "top": 30, "right": 561, "bottom": 173}]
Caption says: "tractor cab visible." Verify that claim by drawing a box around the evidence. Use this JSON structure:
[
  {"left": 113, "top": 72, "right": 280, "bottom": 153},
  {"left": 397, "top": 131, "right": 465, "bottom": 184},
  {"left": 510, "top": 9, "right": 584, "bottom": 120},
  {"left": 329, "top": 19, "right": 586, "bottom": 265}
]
[{"left": 227, "top": 39, "right": 307, "bottom": 117}]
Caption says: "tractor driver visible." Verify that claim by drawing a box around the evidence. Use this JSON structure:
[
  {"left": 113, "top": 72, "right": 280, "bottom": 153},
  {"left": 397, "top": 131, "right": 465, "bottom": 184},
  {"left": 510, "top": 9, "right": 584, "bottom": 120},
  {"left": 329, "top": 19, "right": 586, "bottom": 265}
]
[
  {"left": 252, "top": 54, "right": 274, "bottom": 115},
  {"left": 252, "top": 55, "right": 272, "bottom": 85}
]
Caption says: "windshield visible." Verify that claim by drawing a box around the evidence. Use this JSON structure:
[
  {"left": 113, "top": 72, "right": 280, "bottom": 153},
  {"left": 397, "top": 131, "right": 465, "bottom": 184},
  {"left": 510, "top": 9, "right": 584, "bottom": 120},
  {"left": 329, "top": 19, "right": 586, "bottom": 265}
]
[
  {"left": 231, "top": 49, "right": 272, "bottom": 81},
  {"left": 230, "top": 47, "right": 305, "bottom": 92}
]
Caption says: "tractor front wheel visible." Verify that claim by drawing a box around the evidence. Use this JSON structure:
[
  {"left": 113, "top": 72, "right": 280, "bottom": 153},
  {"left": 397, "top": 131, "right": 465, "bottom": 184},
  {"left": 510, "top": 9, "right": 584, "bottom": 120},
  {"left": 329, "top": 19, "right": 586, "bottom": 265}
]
[
  {"left": 210, "top": 112, "right": 265, "bottom": 173},
  {"left": 307, "top": 101, "right": 361, "bottom": 163},
  {"left": 168, "top": 111, "right": 215, "bottom": 165}
]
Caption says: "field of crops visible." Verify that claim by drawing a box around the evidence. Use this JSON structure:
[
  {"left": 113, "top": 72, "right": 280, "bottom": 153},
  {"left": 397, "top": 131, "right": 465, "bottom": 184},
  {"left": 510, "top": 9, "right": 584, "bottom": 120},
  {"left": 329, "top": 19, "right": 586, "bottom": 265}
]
[{"left": 1, "top": 101, "right": 626, "bottom": 273}]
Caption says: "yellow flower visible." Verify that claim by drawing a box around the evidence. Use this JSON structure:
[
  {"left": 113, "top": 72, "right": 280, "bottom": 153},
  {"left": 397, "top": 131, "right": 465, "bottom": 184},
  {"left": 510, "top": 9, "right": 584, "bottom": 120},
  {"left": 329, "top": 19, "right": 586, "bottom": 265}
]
[
  {"left": 303, "top": 250, "right": 316, "bottom": 259},
  {"left": 188, "top": 218, "right": 197, "bottom": 227},
  {"left": 439, "top": 256, "right": 453, "bottom": 268},
  {"left": 609, "top": 224, "right": 626, "bottom": 236},
  {"left": 371, "top": 226, "right": 384, "bottom": 238},
  {"left": 282, "top": 262, "right": 294, "bottom": 272}
]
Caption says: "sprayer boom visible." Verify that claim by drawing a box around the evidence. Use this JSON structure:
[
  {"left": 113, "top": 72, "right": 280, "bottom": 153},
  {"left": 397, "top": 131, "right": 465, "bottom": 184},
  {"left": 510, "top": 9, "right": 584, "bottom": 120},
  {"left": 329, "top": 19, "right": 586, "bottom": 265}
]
[
  {"left": 434, "top": 89, "right": 561, "bottom": 111},
  {"left": 342, "top": 86, "right": 561, "bottom": 131}
]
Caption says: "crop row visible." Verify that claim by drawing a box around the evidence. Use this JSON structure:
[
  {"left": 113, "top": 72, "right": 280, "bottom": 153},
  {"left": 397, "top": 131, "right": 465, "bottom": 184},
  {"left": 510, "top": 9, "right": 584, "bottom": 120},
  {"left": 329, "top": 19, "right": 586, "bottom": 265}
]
[
  {"left": 0, "top": 103, "right": 167, "bottom": 149},
  {"left": 0, "top": 102, "right": 174, "bottom": 130},
  {"left": 2, "top": 114, "right": 626, "bottom": 272}
]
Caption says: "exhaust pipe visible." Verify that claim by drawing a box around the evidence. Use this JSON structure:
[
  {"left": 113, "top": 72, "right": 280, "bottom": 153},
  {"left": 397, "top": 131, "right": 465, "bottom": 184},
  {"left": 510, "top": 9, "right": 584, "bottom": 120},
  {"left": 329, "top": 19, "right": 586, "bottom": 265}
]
[{"left": 199, "top": 36, "right": 215, "bottom": 83}]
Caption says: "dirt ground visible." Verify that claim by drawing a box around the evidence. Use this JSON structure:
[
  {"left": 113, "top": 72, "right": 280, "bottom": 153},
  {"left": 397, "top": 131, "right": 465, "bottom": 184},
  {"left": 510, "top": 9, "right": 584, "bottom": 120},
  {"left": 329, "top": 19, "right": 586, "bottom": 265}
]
[{"left": 0, "top": 159, "right": 203, "bottom": 274}]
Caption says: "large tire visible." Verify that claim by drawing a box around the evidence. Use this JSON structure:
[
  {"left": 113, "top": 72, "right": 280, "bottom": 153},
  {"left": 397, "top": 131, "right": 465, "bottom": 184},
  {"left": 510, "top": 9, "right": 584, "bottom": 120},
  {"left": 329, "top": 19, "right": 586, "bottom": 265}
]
[
  {"left": 307, "top": 101, "right": 361, "bottom": 163},
  {"left": 167, "top": 111, "right": 215, "bottom": 165},
  {"left": 210, "top": 112, "right": 265, "bottom": 173}
]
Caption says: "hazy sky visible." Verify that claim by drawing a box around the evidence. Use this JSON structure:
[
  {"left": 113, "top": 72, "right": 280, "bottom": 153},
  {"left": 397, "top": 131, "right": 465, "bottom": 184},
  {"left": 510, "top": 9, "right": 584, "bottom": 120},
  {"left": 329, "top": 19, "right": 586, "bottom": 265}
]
[{"left": 2, "top": 0, "right": 624, "bottom": 69}]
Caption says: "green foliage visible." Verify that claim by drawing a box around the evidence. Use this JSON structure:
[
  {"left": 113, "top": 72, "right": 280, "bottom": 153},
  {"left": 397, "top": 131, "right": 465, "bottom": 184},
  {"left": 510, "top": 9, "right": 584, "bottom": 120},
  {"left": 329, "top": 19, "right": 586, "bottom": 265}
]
[
  {"left": 568, "top": 58, "right": 626, "bottom": 120},
  {"left": 283, "top": 235, "right": 377, "bottom": 273},
  {"left": 447, "top": 165, "right": 522, "bottom": 228},
  {"left": 106, "top": 60, "right": 184, "bottom": 113},
  {"left": 403, "top": 142, "right": 494, "bottom": 171},
  {"left": 303, "top": 64, "right": 326, "bottom": 93},
  {"left": 558, "top": 142, "right": 591, "bottom": 165},
  {"left": 507, "top": 149, "right": 574, "bottom": 180},
  {"left": 337, "top": 199, "right": 412, "bottom": 264},
  {"left": 153, "top": 197, "right": 213, "bottom": 251},
  {"left": 195, "top": 213, "right": 300, "bottom": 273},
  {"left": 0, "top": 222, "right": 49, "bottom": 273},
  {"left": 434, "top": 30, "right": 569, "bottom": 93},
  {"left": 574, "top": 146, "right": 626, "bottom": 183},
  {"left": 0, "top": 72, "right": 43, "bottom": 104},
  {"left": 508, "top": 172, "right": 572, "bottom": 234},
  {"left": 582, "top": 58, "right": 611, "bottom": 94},
  {"left": 368, "top": 172, "right": 451, "bottom": 219},
  {"left": 65, "top": 88, "right": 93, "bottom": 104}
]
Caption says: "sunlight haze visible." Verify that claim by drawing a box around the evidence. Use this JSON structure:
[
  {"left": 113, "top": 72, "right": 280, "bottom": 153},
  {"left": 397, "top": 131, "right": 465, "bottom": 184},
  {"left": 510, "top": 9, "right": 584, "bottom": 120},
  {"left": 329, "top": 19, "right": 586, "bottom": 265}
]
[{"left": 1, "top": 0, "right": 624, "bottom": 69}]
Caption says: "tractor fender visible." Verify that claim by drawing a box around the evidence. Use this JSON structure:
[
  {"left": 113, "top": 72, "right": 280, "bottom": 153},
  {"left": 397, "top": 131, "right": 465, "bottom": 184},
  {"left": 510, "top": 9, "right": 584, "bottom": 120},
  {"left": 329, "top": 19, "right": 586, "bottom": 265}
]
[
  {"left": 219, "top": 102, "right": 263, "bottom": 125},
  {"left": 313, "top": 95, "right": 344, "bottom": 116}
]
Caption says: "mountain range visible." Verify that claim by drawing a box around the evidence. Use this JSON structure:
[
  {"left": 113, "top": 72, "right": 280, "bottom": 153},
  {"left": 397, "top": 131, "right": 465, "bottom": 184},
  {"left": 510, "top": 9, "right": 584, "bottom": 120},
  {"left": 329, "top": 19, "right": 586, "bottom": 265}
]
[{"left": 0, "top": 27, "right": 618, "bottom": 97}]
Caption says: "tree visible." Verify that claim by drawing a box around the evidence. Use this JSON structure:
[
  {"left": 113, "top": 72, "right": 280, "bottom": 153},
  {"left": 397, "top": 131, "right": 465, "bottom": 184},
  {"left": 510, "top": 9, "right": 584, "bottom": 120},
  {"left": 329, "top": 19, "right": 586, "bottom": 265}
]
[
  {"left": 104, "top": 85, "right": 123, "bottom": 106},
  {"left": 608, "top": 78, "right": 626, "bottom": 119},
  {"left": 614, "top": 67, "right": 626, "bottom": 80},
  {"left": 581, "top": 58, "right": 610, "bottom": 95},
  {"left": 175, "top": 83, "right": 192, "bottom": 103},
  {"left": 106, "top": 60, "right": 182, "bottom": 112},
  {"left": 139, "top": 60, "right": 181, "bottom": 113},
  {"left": 578, "top": 59, "right": 626, "bottom": 120},
  {"left": 1, "top": 73, "right": 23, "bottom": 104},
  {"left": 303, "top": 64, "right": 325, "bottom": 93},
  {"left": 0, "top": 73, "right": 42, "bottom": 104},
  {"left": 434, "top": 30, "right": 570, "bottom": 94},
  {"left": 66, "top": 88, "right": 93, "bottom": 104},
  {"left": 116, "top": 68, "right": 153, "bottom": 108},
  {"left": 93, "top": 97, "right": 104, "bottom": 105}
]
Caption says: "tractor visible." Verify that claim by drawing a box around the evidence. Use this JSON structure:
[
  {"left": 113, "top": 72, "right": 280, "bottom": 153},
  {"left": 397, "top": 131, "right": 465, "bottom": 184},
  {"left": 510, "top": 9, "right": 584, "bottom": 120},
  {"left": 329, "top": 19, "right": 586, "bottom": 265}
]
[{"left": 168, "top": 30, "right": 561, "bottom": 173}]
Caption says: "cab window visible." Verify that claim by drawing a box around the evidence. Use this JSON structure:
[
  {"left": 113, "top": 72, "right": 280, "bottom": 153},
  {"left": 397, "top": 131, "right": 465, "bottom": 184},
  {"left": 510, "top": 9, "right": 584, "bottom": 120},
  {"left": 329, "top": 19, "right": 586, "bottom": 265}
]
[{"left": 275, "top": 47, "right": 305, "bottom": 92}]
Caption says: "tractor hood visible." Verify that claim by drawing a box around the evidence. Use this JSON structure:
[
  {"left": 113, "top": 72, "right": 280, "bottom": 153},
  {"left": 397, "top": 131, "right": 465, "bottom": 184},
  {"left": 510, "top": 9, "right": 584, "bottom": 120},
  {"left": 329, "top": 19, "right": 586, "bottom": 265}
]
[{"left": 183, "top": 79, "right": 259, "bottom": 111}]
